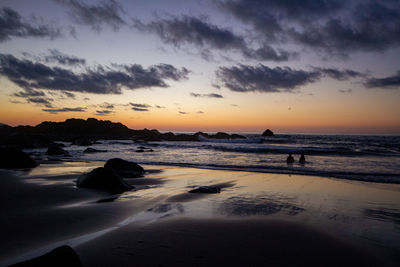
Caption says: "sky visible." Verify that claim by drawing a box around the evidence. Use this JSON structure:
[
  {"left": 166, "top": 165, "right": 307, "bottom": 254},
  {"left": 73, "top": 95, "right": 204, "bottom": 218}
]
[{"left": 0, "top": 0, "right": 399, "bottom": 134}]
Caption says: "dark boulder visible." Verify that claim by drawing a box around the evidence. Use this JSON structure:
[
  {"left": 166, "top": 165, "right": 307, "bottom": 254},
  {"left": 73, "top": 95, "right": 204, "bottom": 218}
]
[
  {"left": 0, "top": 147, "right": 37, "bottom": 169},
  {"left": 11, "top": 245, "right": 83, "bottom": 267},
  {"left": 77, "top": 167, "right": 134, "bottom": 193},
  {"left": 46, "top": 145, "right": 68, "bottom": 155},
  {"left": 3, "top": 134, "right": 54, "bottom": 148},
  {"left": 84, "top": 147, "right": 106, "bottom": 153},
  {"left": 262, "top": 129, "right": 274, "bottom": 136},
  {"left": 104, "top": 158, "right": 145, "bottom": 178},
  {"left": 135, "top": 149, "right": 145, "bottom": 153},
  {"left": 72, "top": 138, "right": 93, "bottom": 146},
  {"left": 189, "top": 186, "right": 221, "bottom": 194}
]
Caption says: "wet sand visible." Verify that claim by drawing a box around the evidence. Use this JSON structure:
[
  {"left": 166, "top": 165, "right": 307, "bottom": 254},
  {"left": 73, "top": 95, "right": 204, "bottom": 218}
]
[{"left": 1, "top": 161, "right": 400, "bottom": 266}]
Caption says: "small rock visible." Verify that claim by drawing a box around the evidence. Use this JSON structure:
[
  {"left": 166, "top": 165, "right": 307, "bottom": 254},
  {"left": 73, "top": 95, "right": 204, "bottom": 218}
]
[
  {"left": 262, "top": 129, "right": 274, "bottom": 136},
  {"left": 77, "top": 167, "right": 133, "bottom": 193},
  {"left": 189, "top": 186, "right": 221, "bottom": 194},
  {"left": 46, "top": 145, "right": 68, "bottom": 155},
  {"left": 84, "top": 147, "right": 106, "bottom": 153},
  {"left": 104, "top": 158, "right": 145, "bottom": 178}
]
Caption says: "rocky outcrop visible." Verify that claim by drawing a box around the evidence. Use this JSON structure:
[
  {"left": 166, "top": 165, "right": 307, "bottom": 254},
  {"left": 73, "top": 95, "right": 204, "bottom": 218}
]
[
  {"left": 76, "top": 167, "right": 134, "bottom": 193},
  {"left": 262, "top": 129, "right": 274, "bottom": 136},
  {"left": 0, "top": 147, "right": 38, "bottom": 169},
  {"left": 189, "top": 186, "right": 221, "bottom": 193},
  {"left": 2, "top": 134, "right": 54, "bottom": 148},
  {"left": 104, "top": 158, "right": 145, "bottom": 178},
  {"left": 11, "top": 245, "right": 83, "bottom": 267}
]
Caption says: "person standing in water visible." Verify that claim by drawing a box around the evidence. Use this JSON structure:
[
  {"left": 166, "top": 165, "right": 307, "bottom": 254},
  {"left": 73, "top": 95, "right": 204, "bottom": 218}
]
[
  {"left": 299, "top": 154, "right": 306, "bottom": 164},
  {"left": 287, "top": 153, "right": 294, "bottom": 164}
]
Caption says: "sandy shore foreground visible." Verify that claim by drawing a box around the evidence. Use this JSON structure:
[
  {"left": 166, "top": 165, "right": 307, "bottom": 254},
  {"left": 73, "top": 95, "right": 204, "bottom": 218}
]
[{"left": 1, "top": 161, "right": 399, "bottom": 266}]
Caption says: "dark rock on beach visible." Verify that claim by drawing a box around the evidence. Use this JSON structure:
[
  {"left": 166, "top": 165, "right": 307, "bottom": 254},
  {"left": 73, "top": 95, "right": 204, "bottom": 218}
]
[
  {"left": 0, "top": 147, "right": 37, "bottom": 168},
  {"left": 262, "top": 129, "right": 274, "bottom": 136},
  {"left": 84, "top": 147, "right": 106, "bottom": 153},
  {"left": 46, "top": 144, "right": 68, "bottom": 155},
  {"left": 2, "top": 134, "right": 54, "bottom": 148},
  {"left": 77, "top": 167, "right": 134, "bottom": 193},
  {"left": 72, "top": 137, "right": 93, "bottom": 146},
  {"left": 189, "top": 186, "right": 221, "bottom": 194},
  {"left": 11, "top": 245, "right": 83, "bottom": 267},
  {"left": 104, "top": 158, "right": 145, "bottom": 178}
]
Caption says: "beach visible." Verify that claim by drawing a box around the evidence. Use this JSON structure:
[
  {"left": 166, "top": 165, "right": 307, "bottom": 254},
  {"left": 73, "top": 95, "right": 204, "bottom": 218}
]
[{"left": 1, "top": 161, "right": 399, "bottom": 266}]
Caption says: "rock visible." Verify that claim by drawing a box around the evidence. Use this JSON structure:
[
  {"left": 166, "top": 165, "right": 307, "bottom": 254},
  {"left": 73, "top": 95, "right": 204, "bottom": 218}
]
[
  {"left": 0, "top": 147, "right": 38, "bottom": 168},
  {"left": 189, "top": 186, "right": 221, "bottom": 194},
  {"left": 11, "top": 245, "right": 83, "bottom": 267},
  {"left": 46, "top": 144, "right": 68, "bottom": 155},
  {"left": 72, "top": 138, "right": 92, "bottom": 146},
  {"left": 76, "top": 167, "right": 134, "bottom": 193},
  {"left": 135, "top": 149, "right": 145, "bottom": 153},
  {"left": 84, "top": 147, "right": 106, "bottom": 153},
  {"left": 104, "top": 158, "right": 145, "bottom": 178},
  {"left": 3, "top": 134, "right": 54, "bottom": 148},
  {"left": 262, "top": 129, "right": 274, "bottom": 136}
]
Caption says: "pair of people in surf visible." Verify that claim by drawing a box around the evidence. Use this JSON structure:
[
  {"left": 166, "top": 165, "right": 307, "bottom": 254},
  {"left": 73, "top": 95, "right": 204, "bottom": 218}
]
[{"left": 287, "top": 153, "right": 305, "bottom": 164}]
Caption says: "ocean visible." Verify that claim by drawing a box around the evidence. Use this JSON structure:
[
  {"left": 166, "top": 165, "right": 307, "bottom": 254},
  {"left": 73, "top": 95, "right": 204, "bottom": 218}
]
[{"left": 27, "top": 134, "right": 400, "bottom": 183}]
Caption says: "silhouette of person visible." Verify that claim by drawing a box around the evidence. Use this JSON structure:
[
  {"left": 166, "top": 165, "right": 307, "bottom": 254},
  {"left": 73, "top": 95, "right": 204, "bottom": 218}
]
[
  {"left": 299, "top": 154, "right": 306, "bottom": 164},
  {"left": 286, "top": 153, "right": 294, "bottom": 164}
]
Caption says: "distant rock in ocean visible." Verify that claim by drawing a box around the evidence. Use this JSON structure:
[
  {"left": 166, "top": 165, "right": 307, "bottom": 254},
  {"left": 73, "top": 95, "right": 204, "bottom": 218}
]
[
  {"left": 262, "top": 129, "right": 274, "bottom": 136},
  {"left": 84, "top": 147, "right": 106, "bottom": 153},
  {"left": 104, "top": 158, "right": 145, "bottom": 178},
  {"left": 77, "top": 167, "right": 134, "bottom": 193},
  {"left": 0, "top": 147, "right": 38, "bottom": 169}
]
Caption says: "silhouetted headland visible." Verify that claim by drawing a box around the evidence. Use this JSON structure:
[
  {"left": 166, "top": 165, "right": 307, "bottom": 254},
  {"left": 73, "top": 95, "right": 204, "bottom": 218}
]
[{"left": 0, "top": 118, "right": 252, "bottom": 148}]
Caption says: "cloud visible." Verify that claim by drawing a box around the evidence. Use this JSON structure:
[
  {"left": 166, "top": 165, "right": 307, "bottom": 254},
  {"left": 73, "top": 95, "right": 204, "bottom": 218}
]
[
  {"left": 134, "top": 15, "right": 294, "bottom": 61},
  {"left": 54, "top": 0, "right": 126, "bottom": 31},
  {"left": 197, "top": 111, "right": 204, "bottom": 114},
  {"left": 155, "top": 105, "right": 165, "bottom": 109},
  {"left": 365, "top": 71, "right": 400, "bottom": 89},
  {"left": 95, "top": 109, "right": 113, "bottom": 116},
  {"left": 27, "top": 97, "right": 53, "bottom": 107},
  {"left": 13, "top": 88, "right": 45, "bottom": 97},
  {"left": 179, "top": 111, "right": 188, "bottom": 114},
  {"left": 312, "top": 67, "right": 365, "bottom": 80},
  {"left": 0, "top": 54, "right": 189, "bottom": 95},
  {"left": 42, "top": 107, "right": 86, "bottom": 113},
  {"left": 130, "top": 102, "right": 151, "bottom": 111},
  {"left": 99, "top": 102, "right": 114, "bottom": 109},
  {"left": 45, "top": 49, "right": 86, "bottom": 66},
  {"left": 339, "top": 88, "right": 353, "bottom": 93},
  {"left": 132, "top": 107, "right": 149, "bottom": 112},
  {"left": 0, "top": 7, "right": 62, "bottom": 42},
  {"left": 63, "top": 91, "right": 76, "bottom": 98},
  {"left": 217, "top": 0, "right": 400, "bottom": 57},
  {"left": 190, "top": 92, "right": 223, "bottom": 98},
  {"left": 216, "top": 64, "right": 321, "bottom": 93}
]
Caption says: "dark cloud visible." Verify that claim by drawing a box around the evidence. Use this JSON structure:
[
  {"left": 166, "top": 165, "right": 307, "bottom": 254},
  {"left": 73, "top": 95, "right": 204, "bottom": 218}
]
[
  {"left": 216, "top": 64, "right": 321, "bottom": 93},
  {"left": 95, "top": 109, "right": 113, "bottom": 116},
  {"left": 190, "top": 92, "right": 223, "bottom": 98},
  {"left": 130, "top": 102, "right": 151, "bottom": 112},
  {"left": 54, "top": 0, "right": 126, "bottom": 31},
  {"left": 13, "top": 88, "right": 45, "bottom": 98},
  {"left": 155, "top": 105, "right": 165, "bottom": 109},
  {"left": 197, "top": 111, "right": 204, "bottom": 114},
  {"left": 42, "top": 107, "right": 86, "bottom": 113},
  {"left": 0, "top": 54, "right": 189, "bottom": 95},
  {"left": 179, "top": 111, "right": 188, "bottom": 114},
  {"left": 132, "top": 107, "right": 149, "bottom": 112},
  {"left": 27, "top": 97, "right": 53, "bottom": 107},
  {"left": 217, "top": 0, "right": 400, "bottom": 56},
  {"left": 134, "top": 15, "right": 294, "bottom": 62},
  {"left": 99, "top": 102, "right": 114, "bottom": 109},
  {"left": 312, "top": 67, "right": 365, "bottom": 80},
  {"left": 0, "top": 7, "right": 62, "bottom": 42},
  {"left": 365, "top": 71, "right": 400, "bottom": 89},
  {"left": 45, "top": 49, "right": 86, "bottom": 66},
  {"left": 63, "top": 91, "right": 76, "bottom": 98}
]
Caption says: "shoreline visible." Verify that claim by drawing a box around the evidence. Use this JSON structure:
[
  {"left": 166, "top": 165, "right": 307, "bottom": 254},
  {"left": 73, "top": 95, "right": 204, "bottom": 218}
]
[{"left": 1, "top": 161, "right": 400, "bottom": 266}]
